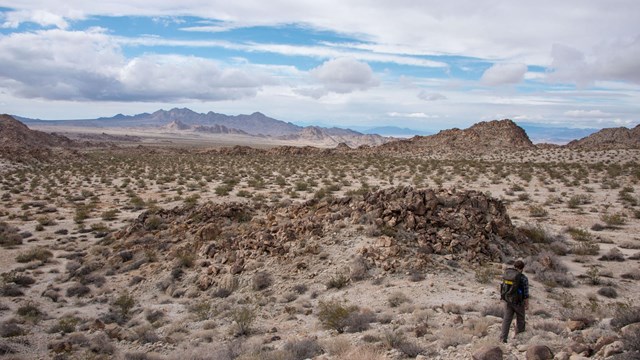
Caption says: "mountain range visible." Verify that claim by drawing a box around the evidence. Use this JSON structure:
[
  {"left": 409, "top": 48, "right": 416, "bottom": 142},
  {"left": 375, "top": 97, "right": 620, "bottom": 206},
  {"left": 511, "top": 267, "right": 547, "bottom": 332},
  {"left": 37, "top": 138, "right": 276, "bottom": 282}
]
[
  {"left": 17, "top": 108, "right": 390, "bottom": 147},
  {"left": 9, "top": 109, "right": 640, "bottom": 154}
]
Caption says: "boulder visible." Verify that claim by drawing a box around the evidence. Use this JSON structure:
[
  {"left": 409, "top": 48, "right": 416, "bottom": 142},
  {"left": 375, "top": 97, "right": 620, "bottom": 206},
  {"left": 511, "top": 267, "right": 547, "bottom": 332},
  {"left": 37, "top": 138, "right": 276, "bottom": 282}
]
[
  {"left": 472, "top": 345, "right": 503, "bottom": 360},
  {"left": 602, "top": 341, "right": 624, "bottom": 358},
  {"left": 526, "top": 345, "right": 553, "bottom": 360}
]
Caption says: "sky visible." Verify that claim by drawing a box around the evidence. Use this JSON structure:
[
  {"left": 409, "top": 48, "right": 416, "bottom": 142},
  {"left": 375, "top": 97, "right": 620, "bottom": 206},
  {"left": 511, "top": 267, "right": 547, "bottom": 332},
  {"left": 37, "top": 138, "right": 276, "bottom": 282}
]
[{"left": 0, "top": 1, "right": 639, "bottom": 132}]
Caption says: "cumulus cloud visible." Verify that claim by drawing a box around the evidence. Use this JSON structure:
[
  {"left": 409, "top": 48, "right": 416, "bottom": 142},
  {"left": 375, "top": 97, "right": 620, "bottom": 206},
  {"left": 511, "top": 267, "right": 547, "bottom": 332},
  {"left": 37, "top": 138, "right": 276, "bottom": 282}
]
[
  {"left": 480, "top": 63, "right": 527, "bottom": 86},
  {"left": 310, "top": 57, "right": 379, "bottom": 93},
  {"left": 0, "top": 29, "right": 269, "bottom": 102},
  {"left": 296, "top": 57, "right": 378, "bottom": 98},
  {"left": 417, "top": 90, "right": 446, "bottom": 101}
]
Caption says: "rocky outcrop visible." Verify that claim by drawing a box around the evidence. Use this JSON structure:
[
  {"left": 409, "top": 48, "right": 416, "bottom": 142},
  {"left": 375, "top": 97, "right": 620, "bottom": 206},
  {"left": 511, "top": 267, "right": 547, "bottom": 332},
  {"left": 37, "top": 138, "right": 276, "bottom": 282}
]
[
  {"left": 566, "top": 125, "right": 640, "bottom": 149},
  {"left": 380, "top": 119, "right": 534, "bottom": 154},
  {"left": 114, "top": 186, "right": 528, "bottom": 283}
]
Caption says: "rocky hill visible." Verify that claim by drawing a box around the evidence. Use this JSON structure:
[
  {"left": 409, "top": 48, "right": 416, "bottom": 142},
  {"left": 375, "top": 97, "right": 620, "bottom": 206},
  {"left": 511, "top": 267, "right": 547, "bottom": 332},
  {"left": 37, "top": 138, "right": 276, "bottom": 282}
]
[
  {"left": 566, "top": 124, "right": 640, "bottom": 149},
  {"left": 0, "top": 114, "right": 77, "bottom": 160},
  {"left": 380, "top": 119, "right": 534, "bottom": 154},
  {"left": 278, "top": 126, "right": 389, "bottom": 147}
]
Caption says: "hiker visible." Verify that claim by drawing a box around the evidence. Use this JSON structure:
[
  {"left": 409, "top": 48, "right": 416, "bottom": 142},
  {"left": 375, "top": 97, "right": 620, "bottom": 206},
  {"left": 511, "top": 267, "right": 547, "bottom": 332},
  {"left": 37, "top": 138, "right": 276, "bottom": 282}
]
[{"left": 500, "top": 260, "right": 529, "bottom": 343}]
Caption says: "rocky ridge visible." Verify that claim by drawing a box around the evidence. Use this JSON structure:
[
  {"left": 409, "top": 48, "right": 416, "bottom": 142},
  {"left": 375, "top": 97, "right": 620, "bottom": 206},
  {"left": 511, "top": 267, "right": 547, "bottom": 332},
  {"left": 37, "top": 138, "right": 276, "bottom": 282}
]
[
  {"left": 380, "top": 119, "right": 534, "bottom": 154},
  {"left": 0, "top": 114, "right": 78, "bottom": 160},
  {"left": 566, "top": 124, "right": 640, "bottom": 149}
]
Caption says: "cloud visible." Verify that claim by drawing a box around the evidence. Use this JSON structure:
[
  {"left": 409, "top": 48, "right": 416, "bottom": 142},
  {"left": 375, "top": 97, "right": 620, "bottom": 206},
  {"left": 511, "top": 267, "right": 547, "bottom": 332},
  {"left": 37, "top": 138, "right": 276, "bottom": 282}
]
[
  {"left": 1, "top": 9, "right": 70, "bottom": 29},
  {"left": 549, "top": 39, "right": 640, "bottom": 86},
  {"left": 480, "top": 63, "right": 527, "bottom": 85},
  {"left": 298, "top": 57, "right": 378, "bottom": 97},
  {"left": 564, "top": 110, "right": 612, "bottom": 118},
  {"left": 0, "top": 29, "right": 270, "bottom": 102},
  {"left": 388, "top": 112, "right": 438, "bottom": 119},
  {"left": 417, "top": 90, "right": 446, "bottom": 101}
]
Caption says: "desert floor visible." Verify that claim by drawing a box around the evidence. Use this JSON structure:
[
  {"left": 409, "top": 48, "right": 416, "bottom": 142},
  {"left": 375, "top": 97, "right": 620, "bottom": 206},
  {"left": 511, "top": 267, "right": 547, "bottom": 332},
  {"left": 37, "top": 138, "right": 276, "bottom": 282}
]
[{"left": 0, "top": 141, "right": 639, "bottom": 360}]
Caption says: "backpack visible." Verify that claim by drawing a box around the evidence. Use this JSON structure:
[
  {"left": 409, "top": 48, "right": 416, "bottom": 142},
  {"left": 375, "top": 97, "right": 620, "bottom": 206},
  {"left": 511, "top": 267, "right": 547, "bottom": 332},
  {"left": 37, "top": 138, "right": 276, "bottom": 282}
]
[{"left": 500, "top": 268, "right": 523, "bottom": 304}]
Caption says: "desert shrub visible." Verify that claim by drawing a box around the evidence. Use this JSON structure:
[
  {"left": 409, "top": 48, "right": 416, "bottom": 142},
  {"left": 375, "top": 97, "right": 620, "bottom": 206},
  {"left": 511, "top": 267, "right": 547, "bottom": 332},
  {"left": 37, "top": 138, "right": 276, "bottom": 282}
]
[
  {"left": 474, "top": 264, "right": 495, "bottom": 284},
  {"left": 144, "top": 215, "right": 163, "bottom": 230},
  {"left": 566, "top": 227, "right": 593, "bottom": 242},
  {"left": 113, "top": 291, "right": 135, "bottom": 320},
  {"left": 520, "top": 224, "right": 560, "bottom": 244},
  {"left": 252, "top": 271, "right": 273, "bottom": 291},
  {"left": 284, "top": 338, "right": 324, "bottom": 360},
  {"left": 599, "top": 247, "right": 625, "bottom": 261},
  {"left": 231, "top": 306, "right": 255, "bottom": 336},
  {"left": 15, "top": 246, "right": 53, "bottom": 263},
  {"left": 611, "top": 304, "right": 640, "bottom": 329},
  {"left": 591, "top": 223, "right": 606, "bottom": 231},
  {"left": 317, "top": 300, "right": 355, "bottom": 333},
  {"left": 529, "top": 205, "right": 548, "bottom": 217},
  {"left": 0, "top": 222, "right": 22, "bottom": 247},
  {"left": 0, "top": 283, "right": 23, "bottom": 297},
  {"left": 3, "top": 272, "right": 35, "bottom": 287},
  {"left": 384, "top": 330, "right": 423, "bottom": 357},
  {"left": 350, "top": 256, "right": 369, "bottom": 281},
  {"left": 549, "top": 240, "right": 570, "bottom": 256},
  {"left": 16, "top": 302, "right": 44, "bottom": 323},
  {"left": 567, "top": 194, "right": 592, "bottom": 208},
  {"left": 0, "top": 322, "right": 24, "bottom": 338},
  {"left": 597, "top": 287, "right": 618, "bottom": 298},
  {"left": 101, "top": 209, "right": 119, "bottom": 221},
  {"left": 572, "top": 241, "right": 599, "bottom": 256},
  {"left": 326, "top": 273, "right": 350, "bottom": 290},
  {"left": 145, "top": 309, "right": 165, "bottom": 324},
  {"left": 409, "top": 271, "right": 425, "bottom": 282},
  {"left": 585, "top": 266, "right": 601, "bottom": 285},
  {"left": 89, "top": 333, "right": 116, "bottom": 355},
  {"left": 526, "top": 251, "right": 574, "bottom": 288},
  {"left": 292, "top": 284, "right": 308, "bottom": 294},
  {"left": 48, "top": 316, "right": 79, "bottom": 334},
  {"left": 601, "top": 212, "right": 627, "bottom": 227},
  {"left": 189, "top": 301, "right": 212, "bottom": 321},
  {"left": 621, "top": 269, "right": 640, "bottom": 280},
  {"left": 66, "top": 283, "right": 91, "bottom": 297},
  {"left": 345, "top": 309, "right": 376, "bottom": 333},
  {"left": 387, "top": 291, "right": 411, "bottom": 308}
]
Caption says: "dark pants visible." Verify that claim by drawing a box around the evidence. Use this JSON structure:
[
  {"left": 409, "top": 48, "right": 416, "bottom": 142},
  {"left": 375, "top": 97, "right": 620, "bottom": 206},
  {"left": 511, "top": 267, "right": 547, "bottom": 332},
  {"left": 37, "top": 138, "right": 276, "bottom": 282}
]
[{"left": 500, "top": 301, "right": 525, "bottom": 342}]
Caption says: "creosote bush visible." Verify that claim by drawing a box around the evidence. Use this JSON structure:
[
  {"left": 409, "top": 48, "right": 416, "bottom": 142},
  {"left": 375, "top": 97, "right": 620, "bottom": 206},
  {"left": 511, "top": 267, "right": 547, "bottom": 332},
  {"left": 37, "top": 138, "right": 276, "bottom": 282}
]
[
  {"left": 15, "top": 246, "right": 53, "bottom": 263},
  {"left": 231, "top": 306, "right": 256, "bottom": 336},
  {"left": 252, "top": 271, "right": 273, "bottom": 291},
  {"left": 317, "top": 300, "right": 356, "bottom": 334}
]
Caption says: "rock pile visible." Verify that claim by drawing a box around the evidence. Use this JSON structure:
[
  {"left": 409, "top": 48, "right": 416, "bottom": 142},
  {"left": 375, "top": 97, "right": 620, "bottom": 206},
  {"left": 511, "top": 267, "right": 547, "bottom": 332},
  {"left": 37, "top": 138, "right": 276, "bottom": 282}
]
[{"left": 114, "top": 186, "right": 527, "bottom": 281}]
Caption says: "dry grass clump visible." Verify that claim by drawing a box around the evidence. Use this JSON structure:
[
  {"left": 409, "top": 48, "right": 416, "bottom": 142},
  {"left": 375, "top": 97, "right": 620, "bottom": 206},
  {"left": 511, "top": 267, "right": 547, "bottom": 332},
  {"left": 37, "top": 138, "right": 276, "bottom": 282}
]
[
  {"left": 384, "top": 330, "right": 424, "bottom": 357},
  {"left": 598, "top": 247, "right": 625, "bottom": 262},
  {"left": 438, "top": 327, "right": 472, "bottom": 349},
  {"left": 387, "top": 291, "right": 411, "bottom": 308},
  {"left": 0, "top": 222, "right": 22, "bottom": 247}
]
